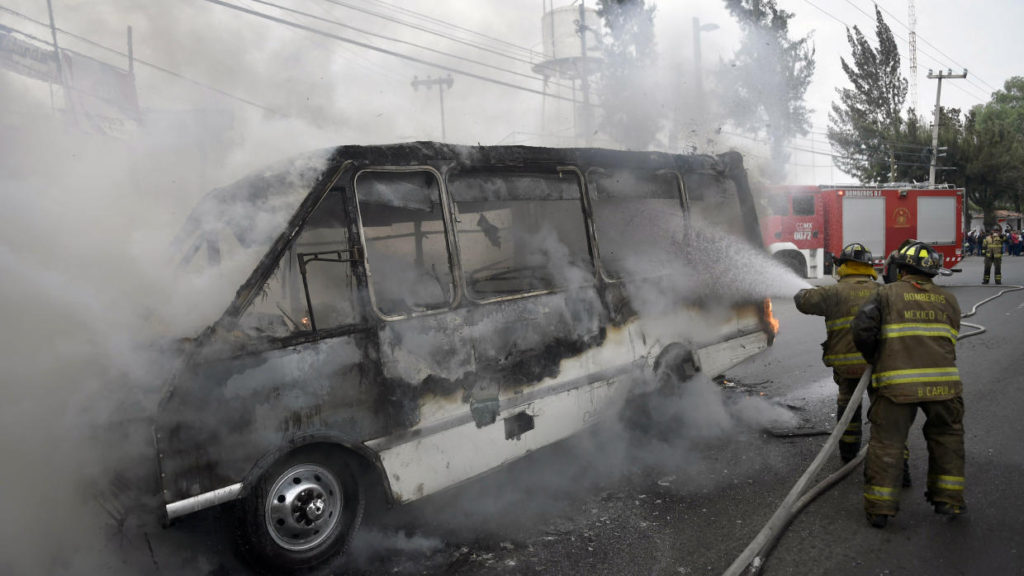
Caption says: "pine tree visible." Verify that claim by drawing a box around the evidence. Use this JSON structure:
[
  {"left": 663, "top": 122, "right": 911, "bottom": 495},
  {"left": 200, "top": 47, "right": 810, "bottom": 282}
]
[
  {"left": 595, "top": 0, "right": 662, "bottom": 150},
  {"left": 720, "top": 0, "right": 815, "bottom": 182},
  {"left": 827, "top": 6, "right": 907, "bottom": 183}
]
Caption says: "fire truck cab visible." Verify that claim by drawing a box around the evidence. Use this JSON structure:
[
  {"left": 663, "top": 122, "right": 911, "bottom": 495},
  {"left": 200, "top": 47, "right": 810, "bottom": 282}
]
[{"left": 761, "top": 184, "right": 964, "bottom": 279}]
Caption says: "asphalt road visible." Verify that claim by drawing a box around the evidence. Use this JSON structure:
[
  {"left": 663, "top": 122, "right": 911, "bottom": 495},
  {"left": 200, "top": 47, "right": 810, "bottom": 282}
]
[{"left": 117, "top": 255, "right": 1024, "bottom": 576}]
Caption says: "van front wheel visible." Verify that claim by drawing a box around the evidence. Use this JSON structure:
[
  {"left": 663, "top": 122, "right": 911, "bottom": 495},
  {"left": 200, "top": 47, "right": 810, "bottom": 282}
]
[{"left": 237, "top": 446, "right": 364, "bottom": 575}]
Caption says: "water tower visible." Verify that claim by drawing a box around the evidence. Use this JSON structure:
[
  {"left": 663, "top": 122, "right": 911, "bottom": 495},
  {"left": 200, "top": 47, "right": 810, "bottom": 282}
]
[{"left": 532, "top": 1, "right": 602, "bottom": 146}]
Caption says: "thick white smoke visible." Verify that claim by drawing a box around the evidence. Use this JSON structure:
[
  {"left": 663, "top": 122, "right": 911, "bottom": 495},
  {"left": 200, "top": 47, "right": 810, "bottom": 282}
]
[{"left": 0, "top": 2, "right": 820, "bottom": 573}]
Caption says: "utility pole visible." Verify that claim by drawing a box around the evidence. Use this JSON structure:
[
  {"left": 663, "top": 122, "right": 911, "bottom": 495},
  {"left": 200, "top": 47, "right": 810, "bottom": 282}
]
[
  {"left": 927, "top": 68, "right": 967, "bottom": 185},
  {"left": 127, "top": 25, "right": 134, "bottom": 76},
  {"left": 690, "top": 17, "right": 718, "bottom": 150},
  {"left": 45, "top": 0, "right": 67, "bottom": 107},
  {"left": 577, "top": 0, "right": 593, "bottom": 146},
  {"left": 411, "top": 74, "right": 454, "bottom": 141},
  {"left": 908, "top": 0, "right": 918, "bottom": 111}
]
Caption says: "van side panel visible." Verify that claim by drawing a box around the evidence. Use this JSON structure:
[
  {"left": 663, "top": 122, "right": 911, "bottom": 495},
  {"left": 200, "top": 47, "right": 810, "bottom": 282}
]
[{"left": 156, "top": 335, "right": 378, "bottom": 504}]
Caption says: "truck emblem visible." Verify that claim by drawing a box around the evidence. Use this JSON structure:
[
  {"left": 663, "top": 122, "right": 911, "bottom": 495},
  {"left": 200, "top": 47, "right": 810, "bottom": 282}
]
[{"left": 893, "top": 207, "right": 911, "bottom": 228}]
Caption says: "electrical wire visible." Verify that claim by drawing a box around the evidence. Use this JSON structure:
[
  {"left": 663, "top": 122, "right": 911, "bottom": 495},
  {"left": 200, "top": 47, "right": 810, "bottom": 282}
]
[
  {"left": 244, "top": 0, "right": 575, "bottom": 92},
  {"left": 845, "top": 0, "right": 992, "bottom": 101},
  {"left": 838, "top": 0, "right": 990, "bottom": 101},
  {"left": 800, "top": 0, "right": 991, "bottom": 103},
  {"left": 347, "top": 0, "right": 540, "bottom": 60},
  {"left": 200, "top": 0, "right": 580, "bottom": 104},
  {"left": 870, "top": 0, "right": 1001, "bottom": 93},
  {"left": 315, "top": 0, "right": 541, "bottom": 66},
  {"left": 0, "top": 3, "right": 284, "bottom": 116}
]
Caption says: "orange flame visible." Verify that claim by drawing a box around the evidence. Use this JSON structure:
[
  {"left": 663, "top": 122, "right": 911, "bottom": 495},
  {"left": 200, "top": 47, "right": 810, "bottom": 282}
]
[{"left": 763, "top": 298, "right": 780, "bottom": 337}]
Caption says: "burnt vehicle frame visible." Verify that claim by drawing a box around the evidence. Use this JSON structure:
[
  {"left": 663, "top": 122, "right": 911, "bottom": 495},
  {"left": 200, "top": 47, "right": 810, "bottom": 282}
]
[{"left": 155, "top": 142, "right": 776, "bottom": 573}]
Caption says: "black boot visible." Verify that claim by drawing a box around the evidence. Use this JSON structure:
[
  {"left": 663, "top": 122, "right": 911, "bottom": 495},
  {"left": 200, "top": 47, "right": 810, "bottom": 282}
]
[
  {"left": 866, "top": 513, "right": 890, "bottom": 528},
  {"left": 839, "top": 442, "right": 860, "bottom": 464},
  {"left": 934, "top": 502, "right": 967, "bottom": 517}
]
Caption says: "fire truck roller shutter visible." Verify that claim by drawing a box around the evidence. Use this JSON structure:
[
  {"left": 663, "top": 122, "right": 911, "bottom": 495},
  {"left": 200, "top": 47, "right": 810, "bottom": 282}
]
[{"left": 842, "top": 197, "right": 885, "bottom": 258}]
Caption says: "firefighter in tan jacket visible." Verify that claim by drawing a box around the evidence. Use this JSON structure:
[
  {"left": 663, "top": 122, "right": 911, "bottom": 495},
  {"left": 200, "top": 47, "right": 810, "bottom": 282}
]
[
  {"left": 794, "top": 243, "right": 879, "bottom": 463},
  {"left": 852, "top": 241, "right": 965, "bottom": 528},
  {"left": 982, "top": 225, "right": 1005, "bottom": 284}
]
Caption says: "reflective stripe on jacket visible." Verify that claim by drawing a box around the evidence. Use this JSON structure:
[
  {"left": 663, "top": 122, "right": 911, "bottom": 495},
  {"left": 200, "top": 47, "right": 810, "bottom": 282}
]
[
  {"left": 795, "top": 275, "right": 879, "bottom": 378},
  {"left": 851, "top": 274, "right": 962, "bottom": 403},
  {"left": 983, "top": 234, "right": 1004, "bottom": 258}
]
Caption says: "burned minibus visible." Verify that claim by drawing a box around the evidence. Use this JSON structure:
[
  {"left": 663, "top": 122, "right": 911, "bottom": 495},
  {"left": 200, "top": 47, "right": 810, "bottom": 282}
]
[{"left": 158, "top": 142, "right": 777, "bottom": 573}]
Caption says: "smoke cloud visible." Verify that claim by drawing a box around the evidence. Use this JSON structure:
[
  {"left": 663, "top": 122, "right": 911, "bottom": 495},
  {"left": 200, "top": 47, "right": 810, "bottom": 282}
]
[{"left": 0, "top": 2, "right": 820, "bottom": 574}]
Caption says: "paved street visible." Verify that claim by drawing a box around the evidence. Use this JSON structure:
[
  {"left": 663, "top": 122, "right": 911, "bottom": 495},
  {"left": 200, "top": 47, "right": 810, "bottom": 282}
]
[{"left": 116, "top": 255, "right": 1024, "bottom": 576}]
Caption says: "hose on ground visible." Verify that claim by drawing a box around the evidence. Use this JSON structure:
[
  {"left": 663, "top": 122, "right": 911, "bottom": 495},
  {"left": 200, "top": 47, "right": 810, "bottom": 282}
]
[{"left": 723, "top": 283, "right": 1024, "bottom": 576}]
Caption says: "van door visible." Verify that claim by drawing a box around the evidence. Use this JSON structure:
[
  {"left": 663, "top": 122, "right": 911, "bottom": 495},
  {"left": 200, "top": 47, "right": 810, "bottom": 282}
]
[{"left": 360, "top": 167, "right": 608, "bottom": 502}]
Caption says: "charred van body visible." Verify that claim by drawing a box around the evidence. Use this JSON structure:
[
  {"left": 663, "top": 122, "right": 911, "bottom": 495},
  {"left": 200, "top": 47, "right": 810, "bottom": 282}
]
[{"left": 155, "top": 142, "right": 776, "bottom": 573}]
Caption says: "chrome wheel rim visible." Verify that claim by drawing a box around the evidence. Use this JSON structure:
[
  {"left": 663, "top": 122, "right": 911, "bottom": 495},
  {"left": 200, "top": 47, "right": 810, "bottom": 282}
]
[{"left": 265, "top": 463, "right": 343, "bottom": 551}]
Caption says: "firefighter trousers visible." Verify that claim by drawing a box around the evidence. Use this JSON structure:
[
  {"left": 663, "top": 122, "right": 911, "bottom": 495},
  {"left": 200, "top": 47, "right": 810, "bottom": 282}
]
[
  {"left": 983, "top": 255, "right": 1002, "bottom": 283},
  {"left": 835, "top": 374, "right": 863, "bottom": 461},
  {"left": 864, "top": 395, "right": 965, "bottom": 516}
]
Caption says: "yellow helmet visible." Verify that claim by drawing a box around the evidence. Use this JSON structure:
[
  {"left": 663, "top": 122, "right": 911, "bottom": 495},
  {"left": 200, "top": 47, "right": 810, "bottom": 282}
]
[{"left": 895, "top": 240, "right": 942, "bottom": 276}]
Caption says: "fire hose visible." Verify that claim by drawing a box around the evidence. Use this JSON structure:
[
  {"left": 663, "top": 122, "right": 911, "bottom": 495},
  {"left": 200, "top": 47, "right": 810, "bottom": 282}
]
[{"left": 722, "top": 283, "right": 1024, "bottom": 576}]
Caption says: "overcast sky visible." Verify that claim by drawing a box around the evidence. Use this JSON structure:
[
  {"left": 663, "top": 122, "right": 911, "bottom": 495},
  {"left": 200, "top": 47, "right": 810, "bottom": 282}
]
[{"left": 1, "top": 0, "right": 1020, "bottom": 186}]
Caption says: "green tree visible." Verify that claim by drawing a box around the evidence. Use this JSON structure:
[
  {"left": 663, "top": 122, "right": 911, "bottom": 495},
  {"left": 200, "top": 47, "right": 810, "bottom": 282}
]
[
  {"left": 595, "top": 0, "right": 661, "bottom": 149},
  {"left": 964, "top": 77, "right": 1024, "bottom": 227},
  {"left": 719, "top": 0, "right": 815, "bottom": 182},
  {"left": 827, "top": 6, "right": 907, "bottom": 183},
  {"left": 893, "top": 106, "right": 967, "bottom": 185}
]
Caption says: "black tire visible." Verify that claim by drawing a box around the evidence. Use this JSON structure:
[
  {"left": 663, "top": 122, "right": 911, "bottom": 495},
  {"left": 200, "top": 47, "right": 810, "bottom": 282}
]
[
  {"left": 236, "top": 445, "right": 364, "bottom": 575},
  {"left": 621, "top": 345, "right": 696, "bottom": 438}
]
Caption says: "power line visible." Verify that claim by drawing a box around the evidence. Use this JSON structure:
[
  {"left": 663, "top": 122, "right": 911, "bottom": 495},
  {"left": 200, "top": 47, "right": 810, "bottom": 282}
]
[
  {"left": 0, "top": 3, "right": 284, "bottom": 115},
  {"left": 245, "top": 0, "right": 574, "bottom": 92},
  {"left": 350, "top": 0, "right": 539, "bottom": 60},
  {"left": 315, "top": 0, "right": 541, "bottom": 68},
  {"left": 722, "top": 129, "right": 947, "bottom": 172},
  {"left": 800, "top": 0, "right": 989, "bottom": 103},
  {"left": 871, "top": 0, "right": 1000, "bottom": 93},
  {"left": 839, "top": 0, "right": 990, "bottom": 101},
  {"left": 201, "top": 0, "right": 579, "bottom": 104}
]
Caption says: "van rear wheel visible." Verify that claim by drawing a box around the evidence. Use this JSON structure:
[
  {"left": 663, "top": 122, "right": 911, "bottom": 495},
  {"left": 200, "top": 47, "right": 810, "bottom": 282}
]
[{"left": 237, "top": 446, "right": 364, "bottom": 575}]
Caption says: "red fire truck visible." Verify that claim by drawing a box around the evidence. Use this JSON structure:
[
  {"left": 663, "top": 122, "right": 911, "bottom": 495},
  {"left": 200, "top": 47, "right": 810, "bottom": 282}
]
[{"left": 760, "top": 185, "right": 964, "bottom": 278}]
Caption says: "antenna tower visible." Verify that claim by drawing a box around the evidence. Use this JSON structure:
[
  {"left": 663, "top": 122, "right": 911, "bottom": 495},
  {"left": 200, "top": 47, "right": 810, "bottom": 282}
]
[{"left": 908, "top": 0, "right": 918, "bottom": 111}]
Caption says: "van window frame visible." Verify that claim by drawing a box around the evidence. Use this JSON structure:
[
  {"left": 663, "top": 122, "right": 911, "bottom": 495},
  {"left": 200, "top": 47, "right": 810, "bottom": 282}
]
[
  {"left": 446, "top": 165, "right": 595, "bottom": 304},
  {"left": 584, "top": 166, "right": 689, "bottom": 283},
  {"left": 352, "top": 165, "right": 460, "bottom": 321}
]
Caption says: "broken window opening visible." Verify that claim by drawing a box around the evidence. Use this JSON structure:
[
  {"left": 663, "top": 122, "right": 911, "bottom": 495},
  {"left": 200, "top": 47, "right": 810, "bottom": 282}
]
[
  {"left": 448, "top": 171, "right": 592, "bottom": 301},
  {"left": 239, "top": 188, "right": 360, "bottom": 337},
  {"left": 355, "top": 170, "right": 455, "bottom": 317},
  {"left": 588, "top": 169, "right": 685, "bottom": 280}
]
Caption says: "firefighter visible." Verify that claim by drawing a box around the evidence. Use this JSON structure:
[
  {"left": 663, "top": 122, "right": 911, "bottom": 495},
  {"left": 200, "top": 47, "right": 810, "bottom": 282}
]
[
  {"left": 852, "top": 241, "right": 965, "bottom": 528},
  {"left": 982, "top": 224, "right": 1005, "bottom": 284},
  {"left": 794, "top": 243, "right": 879, "bottom": 464}
]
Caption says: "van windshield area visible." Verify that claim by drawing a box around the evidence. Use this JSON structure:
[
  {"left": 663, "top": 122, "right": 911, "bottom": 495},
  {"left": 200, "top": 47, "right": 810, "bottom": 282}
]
[{"left": 171, "top": 152, "right": 330, "bottom": 328}]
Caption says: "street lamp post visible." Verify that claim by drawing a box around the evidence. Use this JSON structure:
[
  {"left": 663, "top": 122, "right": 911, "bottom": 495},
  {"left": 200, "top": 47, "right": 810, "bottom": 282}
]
[{"left": 677, "top": 17, "right": 718, "bottom": 151}]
